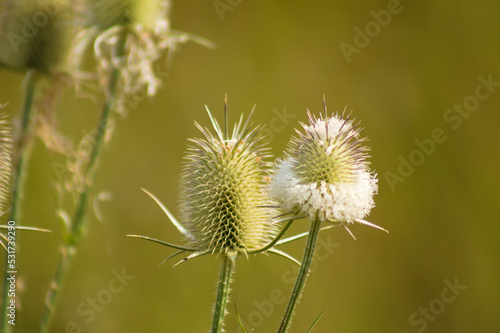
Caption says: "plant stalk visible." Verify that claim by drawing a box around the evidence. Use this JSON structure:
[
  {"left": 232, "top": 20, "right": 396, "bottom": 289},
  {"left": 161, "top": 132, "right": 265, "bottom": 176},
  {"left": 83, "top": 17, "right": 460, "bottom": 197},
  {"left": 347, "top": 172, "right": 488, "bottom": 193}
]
[
  {"left": 38, "top": 33, "right": 126, "bottom": 333},
  {"left": 38, "top": 245, "right": 76, "bottom": 333},
  {"left": 211, "top": 254, "right": 235, "bottom": 333},
  {"left": 1, "top": 70, "right": 38, "bottom": 333},
  {"left": 278, "top": 218, "right": 322, "bottom": 333}
]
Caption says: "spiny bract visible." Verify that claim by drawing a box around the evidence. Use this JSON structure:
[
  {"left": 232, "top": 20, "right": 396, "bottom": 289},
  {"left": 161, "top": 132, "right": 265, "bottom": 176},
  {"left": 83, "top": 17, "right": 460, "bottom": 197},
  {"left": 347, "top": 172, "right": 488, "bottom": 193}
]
[{"left": 178, "top": 109, "right": 278, "bottom": 256}]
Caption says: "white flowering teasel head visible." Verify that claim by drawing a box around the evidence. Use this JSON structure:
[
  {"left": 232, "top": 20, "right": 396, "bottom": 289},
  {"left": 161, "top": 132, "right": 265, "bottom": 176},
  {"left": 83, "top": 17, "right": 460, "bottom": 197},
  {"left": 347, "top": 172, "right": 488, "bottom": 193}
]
[{"left": 270, "top": 104, "right": 386, "bottom": 237}]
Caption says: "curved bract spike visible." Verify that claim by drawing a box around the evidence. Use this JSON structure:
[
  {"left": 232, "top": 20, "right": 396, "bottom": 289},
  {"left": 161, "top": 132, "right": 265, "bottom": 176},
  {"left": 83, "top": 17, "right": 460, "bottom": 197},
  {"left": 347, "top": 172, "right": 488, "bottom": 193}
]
[
  {"left": 249, "top": 216, "right": 296, "bottom": 254},
  {"left": 127, "top": 234, "right": 197, "bottom": 252},
  {"left": 157, "top": 250, "right": 186, "bottom": 268},
  {"left": 356, "top": 219, "right": 389, "bottom": 233},
  {"left": 166, "top": 250, "right": 186, "bottom": 261},
  {"left": 141, "top": 188, "right": 191, "bottom": 238},
  {"left": 305, "top": 307, "right": 327, "bottom": 333},
  {"left": 233, "top": 303, "right": 248, "bottom": 333},
  {"left": 268, "top": 249, "right": 301, "bottom": 266},
  {"left": 343, "top": 224, "right": 357, "bottom": 241},
  {"left": 167, "top": 29, "right": 216, "bottom": 49},
  {"left": 0, "top": 225, "right": 52, "bottom": 232},
  {"left": 173, "top": 250, "right": 211, "bottom": 268},
  {"left": 272, "top": 213, "right": 307, "bottom": 225},
  {"left": 277, "top": 224, "right": 335, "bottom": 246}
]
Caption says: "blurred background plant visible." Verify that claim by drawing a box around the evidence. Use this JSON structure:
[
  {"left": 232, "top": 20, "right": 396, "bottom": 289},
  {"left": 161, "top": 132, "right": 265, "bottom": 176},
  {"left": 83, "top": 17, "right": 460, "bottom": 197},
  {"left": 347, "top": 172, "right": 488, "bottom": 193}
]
[
  {"left": 0, "top": 1, "right": 499, "bottom": 332},
  {"left": 31, "top": 0, "right": 210, "bottom": 332},
  {"left": 0, "top": 0, "right": 73, "bottom": 331},
  {"left": 1, "top": 0, "right": 211, "bottom": 332}
]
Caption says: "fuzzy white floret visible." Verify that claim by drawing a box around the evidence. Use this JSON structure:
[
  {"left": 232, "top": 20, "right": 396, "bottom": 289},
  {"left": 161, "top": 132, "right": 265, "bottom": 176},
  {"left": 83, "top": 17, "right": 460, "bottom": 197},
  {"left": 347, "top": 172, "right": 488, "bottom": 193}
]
[{"left": 271, "top": 156, "right": 377, "bottom": 223}]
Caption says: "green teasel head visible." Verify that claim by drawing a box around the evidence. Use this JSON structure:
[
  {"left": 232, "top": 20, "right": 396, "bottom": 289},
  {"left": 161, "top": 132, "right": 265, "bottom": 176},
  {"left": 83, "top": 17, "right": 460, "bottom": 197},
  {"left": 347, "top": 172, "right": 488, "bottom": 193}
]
[
  {"left": 178, "top": 105, "right": 279, "bottom": 256},
  {"left": 0, "top": 0, "right": 72, "bottom": 74}
]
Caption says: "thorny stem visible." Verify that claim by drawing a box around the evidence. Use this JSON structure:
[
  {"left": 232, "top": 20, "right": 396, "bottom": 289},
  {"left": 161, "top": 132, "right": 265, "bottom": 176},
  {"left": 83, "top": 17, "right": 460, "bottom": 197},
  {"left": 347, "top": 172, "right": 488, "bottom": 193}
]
[
  {"left": 211, "top": 254, "right": 235, "bottom": 333},
  {"left": 38, "top": 33, "right": 127, "bottom": 333},
  {"left": 1, "top": 70, "right": 38, "bottom": 333},
  {"left": 278, "top": 218, "right": 322, "bottom": 333}
]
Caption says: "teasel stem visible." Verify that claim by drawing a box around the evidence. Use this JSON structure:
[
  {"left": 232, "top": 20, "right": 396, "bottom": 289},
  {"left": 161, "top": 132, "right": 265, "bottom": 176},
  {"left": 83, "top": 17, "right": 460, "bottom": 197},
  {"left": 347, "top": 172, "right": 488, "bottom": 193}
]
[
  {"left": 1, "top": 70, "right": 38, "bottom": 333},
  {"left": 39, "top": 32, "right": 127, "bottom": 333},
  {"left": 211, "top": 253, "right": 235, "bottom": 333},
  {"left": 38, "top": 244, "right": 76, "bottom": 333},
  {"left": 278, "top": 218, "right": 322, "bottom": 333},
  {"left": 69, "top": 31, "right": 126, "bottom": 243}
]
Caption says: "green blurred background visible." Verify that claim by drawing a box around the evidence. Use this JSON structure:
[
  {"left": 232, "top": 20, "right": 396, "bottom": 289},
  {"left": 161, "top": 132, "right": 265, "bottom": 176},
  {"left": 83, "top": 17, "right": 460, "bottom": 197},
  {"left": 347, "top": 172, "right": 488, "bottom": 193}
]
[{"left": 1, "top": 0, "right": 500, "bottom": 332}]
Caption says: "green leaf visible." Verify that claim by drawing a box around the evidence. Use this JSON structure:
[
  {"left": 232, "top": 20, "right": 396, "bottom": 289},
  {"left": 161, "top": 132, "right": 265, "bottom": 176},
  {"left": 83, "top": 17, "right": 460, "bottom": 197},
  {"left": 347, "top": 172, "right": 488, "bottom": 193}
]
[
  {"left": 126, "top": 234, "right": 196, "bottom": 252},
  {"left": 142, "top": 188, "right": 191, "bottom": 238}
]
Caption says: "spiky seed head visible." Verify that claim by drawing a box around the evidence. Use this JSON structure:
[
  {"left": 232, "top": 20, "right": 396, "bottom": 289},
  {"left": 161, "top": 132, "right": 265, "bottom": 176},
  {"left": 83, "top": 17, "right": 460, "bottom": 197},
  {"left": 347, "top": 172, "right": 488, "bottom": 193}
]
[
  {"left": 0, "top": 0, "right": 72, "bottom": 74},
  {"left": 178, "top": 108, "right": 278, "bottom": 256},
  {"left": 270, "top": 110, "right": 378, "bottom": 223}
]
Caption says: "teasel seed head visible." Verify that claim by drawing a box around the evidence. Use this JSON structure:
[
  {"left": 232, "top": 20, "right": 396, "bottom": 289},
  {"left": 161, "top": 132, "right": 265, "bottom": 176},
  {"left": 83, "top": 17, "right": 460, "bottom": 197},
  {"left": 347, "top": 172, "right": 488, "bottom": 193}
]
[
  {"left": 271, "top": 103, "right": 381, "bottom": 233},
  {"left": 178, "top": 106, "right": 279, "bottom": 256}
]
